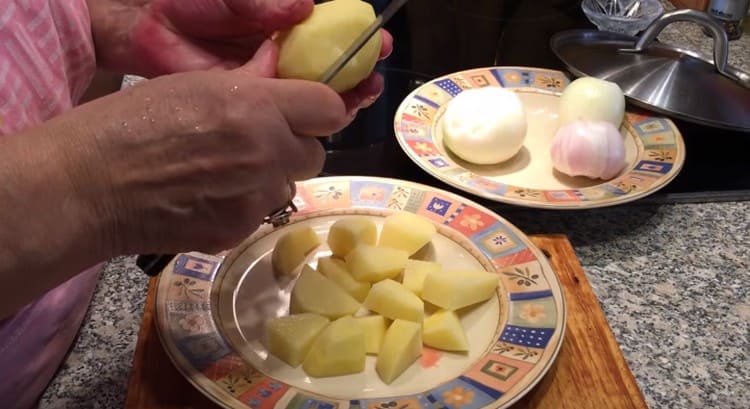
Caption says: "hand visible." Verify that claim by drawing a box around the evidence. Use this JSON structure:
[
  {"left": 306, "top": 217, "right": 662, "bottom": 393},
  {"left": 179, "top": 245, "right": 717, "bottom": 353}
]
[
  {"left": 0, "top": 40, "right": 354, "bottom": 315},
  {"left": 61, "top": 40, "right": 351, "bottom": 255},
  {"left": 88, "top": 0, "right": 393, "bottom": 112}
]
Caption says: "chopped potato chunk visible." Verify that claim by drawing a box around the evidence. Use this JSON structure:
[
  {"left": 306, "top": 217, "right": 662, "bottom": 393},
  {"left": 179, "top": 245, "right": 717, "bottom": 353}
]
[
  {"left": 266, "top": 313, "right": 330, "bottom": 367},
  {"left": 271, "top": 226, "right": 321, "bottom": 276},
  {"left": 345, "top": 244, "right": 408, "bottom": 282},
  {"left": 423, "top": 310, "right": 469, "bottom": 352},
  {"left": 327, "top": 217, "right": 377, "bottom": 258},
  {"left": 376, "top": 319, "right": 422, "bottom": 384},
  {"left": 290, "top": 266, "right": 360, "bottom": 318},
  {"left": 421, "top": 271, "right": 498, "bottom": 311},
  {"left": 364, "top": 279, "right": 424, "bottom": 323},
  {"left": 317, "top": 257, "right": 371, "bottom": 302},
  {"left": 303, "top": 316, "right": 366, "bottom": 377}
]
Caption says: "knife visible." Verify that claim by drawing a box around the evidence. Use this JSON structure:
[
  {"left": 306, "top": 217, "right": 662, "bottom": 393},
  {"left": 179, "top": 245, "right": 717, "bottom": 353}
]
[
  {"left": 318, "top": 0, "right": 408, "bottom": 84},
  {"left": 136, "top": 0, "right": 407, "bottom": 277}
]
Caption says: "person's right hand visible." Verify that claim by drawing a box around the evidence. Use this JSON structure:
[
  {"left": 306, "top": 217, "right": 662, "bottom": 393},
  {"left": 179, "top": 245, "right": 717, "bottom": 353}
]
[{"left": 55, "top": 40, "right": 349, "bottom": 256}]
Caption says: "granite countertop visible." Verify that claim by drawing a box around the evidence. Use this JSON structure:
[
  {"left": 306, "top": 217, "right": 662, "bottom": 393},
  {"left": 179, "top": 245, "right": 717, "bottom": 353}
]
[{"left": 39, "top": 4, "right": 749, "bottom": 409}]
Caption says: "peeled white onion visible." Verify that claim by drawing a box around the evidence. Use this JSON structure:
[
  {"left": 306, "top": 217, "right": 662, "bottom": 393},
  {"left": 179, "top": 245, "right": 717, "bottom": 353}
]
[
  {"left": 558, "top": 77, "right": 625, "bottom": 128},
  {"left": 442, "top": 87, "right": 527, "bottom": 165},
  {"left": 550, "top": 120, "right": 626, "bottom": 180}
]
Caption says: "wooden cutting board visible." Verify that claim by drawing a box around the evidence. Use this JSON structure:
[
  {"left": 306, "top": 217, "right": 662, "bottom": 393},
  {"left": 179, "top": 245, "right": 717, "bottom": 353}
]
[{"left": 125, "top": 235, "right": 648, "bottom": 409}]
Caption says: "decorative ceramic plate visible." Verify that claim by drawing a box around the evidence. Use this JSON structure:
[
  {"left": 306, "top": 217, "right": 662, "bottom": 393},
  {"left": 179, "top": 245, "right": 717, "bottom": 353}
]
[
  {"left": 155, "top": 176, "right": 566, "bottom": 409},
  {"left": 393, "top": 67, "right": 686, "bottom": 209}
]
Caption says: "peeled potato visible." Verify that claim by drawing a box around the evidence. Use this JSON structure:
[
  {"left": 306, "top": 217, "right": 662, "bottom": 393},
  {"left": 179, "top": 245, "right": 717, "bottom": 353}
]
[
  {"left": 423, "top": 310, "right": 469, "bottom": 352},
  {"left": 421, "top": 271, "right": 498, "bottom": 311},
  {"left": 345, "top": 244, "right": 409, "bottom": 282},
  {"left": 266, "top": 313, "right": 330, "bottom": 367},
  {"left": 356, "top": 315, "right": 388, "bottom": 354},
  {"left": 364, "top": 279, "right": 424, "bottom": 323},
  {"left": 378, "top": 212, "right": 437, "bottom": 256},
  {"left": 271, "top": 226, "right": 321, "bottom": 276},
  {"left": 327, "top": 216, "right": 377, "bottom": 258},
  {"left": 302, "top": 316, "right": 366, "bottom": 378},
  {"left": 317, "top": 257, "right": 371, "bottom": 302},
  {"left": 290, "top": 266, "right": 361, "bottom": 318},
  {"left": 376, "top": 319, "right": 422, "bottom": 384},
  {"left": 276, "top": 0, "right": 382, "bottom": 93},
  {"left": 402, "top": 259, "right": 441, "bottom": 297}
]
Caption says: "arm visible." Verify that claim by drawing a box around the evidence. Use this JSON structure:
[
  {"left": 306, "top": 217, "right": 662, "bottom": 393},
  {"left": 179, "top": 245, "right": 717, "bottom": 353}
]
[
  {"left": 0, "top": 120, "right": 112, "bottom": 317},
  {"left": 0, "top": 42, "right": 352, "bottom": 318}
]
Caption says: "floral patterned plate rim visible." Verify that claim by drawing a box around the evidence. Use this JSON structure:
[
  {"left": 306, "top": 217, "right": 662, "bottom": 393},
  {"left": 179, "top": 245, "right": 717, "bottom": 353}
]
[
  {"left": 393, "top": 66, "right": 686, "bottom": 209},
  {"left": 154, "top": 176, "right": 566, "bottom": 409}
]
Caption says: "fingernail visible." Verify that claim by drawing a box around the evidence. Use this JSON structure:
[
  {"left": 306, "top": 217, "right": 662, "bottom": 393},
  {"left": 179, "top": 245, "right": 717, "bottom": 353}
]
[{"left": 255, "top": 39, "right": 275, "bottom": 58}]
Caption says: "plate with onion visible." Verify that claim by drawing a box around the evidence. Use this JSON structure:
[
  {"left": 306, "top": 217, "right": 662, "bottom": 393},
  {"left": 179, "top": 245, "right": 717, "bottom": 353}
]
[{"left": 393, "top": 67, "right": 686, "bottom": 209}]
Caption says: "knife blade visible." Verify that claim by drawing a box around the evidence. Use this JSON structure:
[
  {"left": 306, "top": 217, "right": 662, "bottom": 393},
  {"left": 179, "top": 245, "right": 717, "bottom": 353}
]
[{"left": 318, "top": 0, "right": 408, "bottom": 84}]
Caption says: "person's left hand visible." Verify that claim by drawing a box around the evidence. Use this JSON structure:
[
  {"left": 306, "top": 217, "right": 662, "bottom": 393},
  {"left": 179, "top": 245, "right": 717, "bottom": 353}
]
[{"left": 89, "top": 0, "right": 393, "bottom": 111}]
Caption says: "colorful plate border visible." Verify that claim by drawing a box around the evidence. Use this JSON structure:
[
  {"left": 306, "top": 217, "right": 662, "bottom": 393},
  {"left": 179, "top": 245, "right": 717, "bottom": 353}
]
[
  {"left": 393, "top": 66, "right": 686, "bottom": 209},
  {"left": 154, "top": 176, "right": 567, "bottom": 409}
]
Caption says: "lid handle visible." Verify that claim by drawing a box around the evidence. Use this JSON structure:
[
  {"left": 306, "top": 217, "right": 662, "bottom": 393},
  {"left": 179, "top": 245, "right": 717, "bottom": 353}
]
[{"left": 621, "top": 9, "right": 729, "bottom": 76}]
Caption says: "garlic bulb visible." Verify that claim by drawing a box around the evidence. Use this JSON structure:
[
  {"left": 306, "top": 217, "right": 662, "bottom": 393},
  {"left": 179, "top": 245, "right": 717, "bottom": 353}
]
[{"left": 550, "top": 120, "right": 626, "bottom": 180}]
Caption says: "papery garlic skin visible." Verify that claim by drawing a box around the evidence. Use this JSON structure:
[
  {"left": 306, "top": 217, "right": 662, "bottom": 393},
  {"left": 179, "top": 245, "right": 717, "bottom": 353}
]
[
  {"left": 550, "top": 120, "right": 626, "bottom": 180},
  {"left": 558, "top": 77, "right": 625, "bottom": 128},
  {"left": 442, "top": 87, "right": 527, "bottom": 165}
]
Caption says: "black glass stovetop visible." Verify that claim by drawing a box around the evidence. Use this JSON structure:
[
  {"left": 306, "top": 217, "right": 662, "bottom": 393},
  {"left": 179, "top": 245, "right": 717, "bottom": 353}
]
[{"left": 320, "top": 0, "right": 750, "bottom": 206}]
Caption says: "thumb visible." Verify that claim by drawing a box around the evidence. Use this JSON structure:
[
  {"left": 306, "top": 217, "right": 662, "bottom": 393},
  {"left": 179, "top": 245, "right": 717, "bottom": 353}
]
[{"left": 240, "top": 39, "right": 278, "bottom": 78}]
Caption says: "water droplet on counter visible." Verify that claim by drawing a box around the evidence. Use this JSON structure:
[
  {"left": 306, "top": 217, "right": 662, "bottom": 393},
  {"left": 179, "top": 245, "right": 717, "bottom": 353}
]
[
  {"left": 177, "top": 117, "right": 183, "bottom": 122},
  {"left": 230, "top": 85, "right": 239, "bottom": 93},
  {"left": 146, "top": 107, "right": 153, "bottom": 113},
  {"left": 122, "top": 121, "right": 128, "bottom": 127},
  {"left": 141, "top": 115, "right": 147, "bottom": 121},
  {"left": 174, "top": 106, "right": 182, "bottom": 112},
  {"left": 144, "top": 97, "right": 152, "bottom": 102},
  {"left": 150, "top": 118, "right": 156, "bottom": 123},
  {"left": 194, "top": 125, "right": 202, "bottom": 132},
  {"left": 193, "top": 106, "right": 200, "bottom": 112}
]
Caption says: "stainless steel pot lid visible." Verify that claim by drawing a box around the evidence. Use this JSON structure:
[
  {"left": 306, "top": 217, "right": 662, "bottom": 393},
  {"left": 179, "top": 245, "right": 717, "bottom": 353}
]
[{"left": 551, "top": 9, "right": 750, "bottom": 132}]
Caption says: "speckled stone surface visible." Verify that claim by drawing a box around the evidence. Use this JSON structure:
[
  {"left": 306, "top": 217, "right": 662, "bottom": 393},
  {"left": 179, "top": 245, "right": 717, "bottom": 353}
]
[
  {"left": 38, "top": 2, "right": 750, "bottom": 409},
  {"left": 657, "top": 0, "right": 750, "bottom": 70}
]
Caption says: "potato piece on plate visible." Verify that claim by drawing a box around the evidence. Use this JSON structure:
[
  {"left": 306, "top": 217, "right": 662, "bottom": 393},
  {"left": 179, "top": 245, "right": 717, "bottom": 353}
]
[
  {"left": 423, "top": 310, "right": 469, "bottom": 352},
  {"left": 303, "top": 316, "right": 366, "bottom": 378},
  {"left": 290, "top": 266, "right": 360, "bottom": 318},
  {"left": 327, "top": 216, "right": 377, "bottom": 258},
  {"left": 356, "top": 315, "right": 388, "bottom": 354},
  {"left": 271, "top": 226, "right": 321, "bottom": 276},
  {"left": 402, "top": 260, "right": 440, "bottom": 297},
  {"left": 345, "top": 244, "right": 408, "bottom": 282},
  {"left": 421, "top": 271, "right": 498, "bottom": 311},
  {"left": 378, "top": 212, "right": 436, "bottom": 256},
  {"left": 364, "top": 279, "right": 423, "bottom": 323},
  {"left": 317, "top": 257, "right": 371, "bottom": 302},
  {"left": 266, "top": 313, "right": 330, "bottom": 367},
  {"left": 376, "top": 319, "right": 422, "bottom": 384},
  {"left": 276, "top": 0, "right": 382, "bottom": 93}
]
